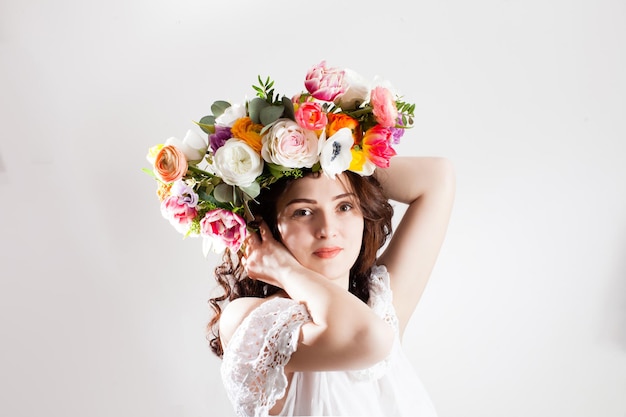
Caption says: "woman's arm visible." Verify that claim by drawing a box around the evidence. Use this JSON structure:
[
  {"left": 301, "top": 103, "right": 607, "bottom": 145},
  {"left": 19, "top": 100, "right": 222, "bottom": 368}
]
[
  {"left": 375, "top": 156, "right": 456, "bottom": 337},
  {"left": 220, "top": 222, "right": 394, "bottom": 372}
]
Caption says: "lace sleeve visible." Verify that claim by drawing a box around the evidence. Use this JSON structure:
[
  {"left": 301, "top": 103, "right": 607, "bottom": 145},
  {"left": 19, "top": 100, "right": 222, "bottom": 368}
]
[
  {"left": 368, "top": 264, "right": 399, "bottom": 333},
  {"left": 220, "top": 298, "right": 311, "bottom": 417}
]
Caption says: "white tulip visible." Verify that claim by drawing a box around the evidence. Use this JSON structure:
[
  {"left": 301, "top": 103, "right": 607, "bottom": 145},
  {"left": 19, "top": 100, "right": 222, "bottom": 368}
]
[
  {"left": 165, "top": 130, "right": 208, "bottom": 164},
  {"left": 335, "top": 68, "right": 371, "bottom": 110},
  {"left": 215, "top": 103, "right": 246, "bottom": 127}
]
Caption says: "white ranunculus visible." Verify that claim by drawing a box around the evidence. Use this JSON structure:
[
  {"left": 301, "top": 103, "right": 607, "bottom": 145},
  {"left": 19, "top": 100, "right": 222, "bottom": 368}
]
[
  {"left": 335, "top": 68, "right": 371, "bottom": 110},
  {"left": 213, "top": 138, "right": 263, "bottom": 187},
  {"left": 165, "top": 130, "right": 208, "bottom": 164},
  {"left": 261, "top": 119, "right": 322, "bottom": 168},
  {"left": 320, "top": 128, "right": 354, "bottom": 179},
  {"left": 215, "top": 103, "right": 246, "bottom": 127}
]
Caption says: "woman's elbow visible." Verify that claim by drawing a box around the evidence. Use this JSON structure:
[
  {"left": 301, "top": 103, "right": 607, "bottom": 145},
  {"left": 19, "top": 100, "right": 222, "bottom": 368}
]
[{"left": 354, "top": 321, "right": 395, "bottom": 365}]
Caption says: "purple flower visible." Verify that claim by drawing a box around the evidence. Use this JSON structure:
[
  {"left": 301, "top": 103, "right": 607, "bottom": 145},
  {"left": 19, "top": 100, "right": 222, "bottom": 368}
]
[
  {"left": 389, "top": 116, "right": 406, "bottom": 145},
  {"left": 209, "top": 126, "right": 232, "bottom": 152}
]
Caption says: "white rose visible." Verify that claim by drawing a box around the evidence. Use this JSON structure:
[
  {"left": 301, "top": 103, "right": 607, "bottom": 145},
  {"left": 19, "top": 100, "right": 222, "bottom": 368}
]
[
  {"left": 261, "top": 119, "right": 321, "bottom": 168},
  {"left": 335, "top": 68, "right": 371, "bottom": 110},
  {"left": 215, "top": 103, "right": 246, "bottom": 127},
  {"left": 213, "top": 138, "right": 263, "bottom": 187},
  {"left": 165, "top": 130, "right": 208, "bottom": 164}
]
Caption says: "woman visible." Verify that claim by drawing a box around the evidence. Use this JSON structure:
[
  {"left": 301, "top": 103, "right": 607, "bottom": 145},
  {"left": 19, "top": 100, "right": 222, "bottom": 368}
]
[
  {"left": 146, "top": 61, "right": 455, "bottom": 416},
  {"left": 212, "top": 157, "right": 455, "bottom": 416}
]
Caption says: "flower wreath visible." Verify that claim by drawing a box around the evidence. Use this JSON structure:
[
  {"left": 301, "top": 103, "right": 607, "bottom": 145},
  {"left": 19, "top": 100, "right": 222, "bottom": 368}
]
[{"left": 144, "top": 61, "right": 415, "bottom": 256}]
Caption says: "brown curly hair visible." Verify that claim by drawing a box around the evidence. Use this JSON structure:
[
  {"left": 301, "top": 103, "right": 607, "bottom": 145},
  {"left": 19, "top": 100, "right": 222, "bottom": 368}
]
[{"left": 206, "top": 171, "right": 394, "bottom": 357}]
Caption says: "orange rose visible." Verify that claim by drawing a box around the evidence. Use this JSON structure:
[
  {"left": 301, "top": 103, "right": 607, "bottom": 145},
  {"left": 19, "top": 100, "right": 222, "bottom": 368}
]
[
  {"left": 154, "top": 145, "right": 187, "bottom": 183},
  {"left": 231, "top": 117, "right": 263, "bottom": 153},
  {"left": 326, "top": 113, "right": 361, "bottom": 142}
]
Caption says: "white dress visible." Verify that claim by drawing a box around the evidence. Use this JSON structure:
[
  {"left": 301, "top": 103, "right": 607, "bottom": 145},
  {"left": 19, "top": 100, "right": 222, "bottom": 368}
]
[{"left": 221, "top": 265, "right": 438, "bottom": 417}]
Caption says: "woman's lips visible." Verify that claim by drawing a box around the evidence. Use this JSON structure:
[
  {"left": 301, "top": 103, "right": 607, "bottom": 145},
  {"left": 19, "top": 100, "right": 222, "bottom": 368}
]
[{"left": 313, "top": 247, "right": 343, "bottom": 259}]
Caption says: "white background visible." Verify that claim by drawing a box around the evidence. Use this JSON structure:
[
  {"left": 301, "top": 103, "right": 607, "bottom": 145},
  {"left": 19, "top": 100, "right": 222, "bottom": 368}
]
[{"left": 1, "top": 0, "right": 625, "bottom": 416}]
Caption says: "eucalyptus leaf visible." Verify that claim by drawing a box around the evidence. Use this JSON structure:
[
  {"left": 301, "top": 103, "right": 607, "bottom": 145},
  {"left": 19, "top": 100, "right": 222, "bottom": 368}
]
[
  {"left": 260, "top": 104, "right": 284, "bottom": 126},
  {"left": 248, "top": 97, "right": 269, "bottom": 124},
  {"left": 197, "top": 190, "right": 219, "bottom": 208},
  {"left": 282, "top": 96, "right": 295, "bottom": 121},
  {"left": 214, "top": 183, "right": 235, "bottom": 203},
  {"left": 239, "top": 182, "right": 261, "bottom": 199},
  {"left": 211, "top": 101, "right": 231, "bottom": 118},
  {"left": 197, "top": 115, "right": 216, "bottom": 134},
  {"left": 200, "top": 115, "right": 215, "bottom": 125}
]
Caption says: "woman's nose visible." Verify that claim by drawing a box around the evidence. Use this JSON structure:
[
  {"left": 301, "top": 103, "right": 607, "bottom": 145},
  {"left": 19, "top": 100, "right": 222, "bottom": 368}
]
[{"left": 315, "top": 212, "right": 337, "bottom": 239}]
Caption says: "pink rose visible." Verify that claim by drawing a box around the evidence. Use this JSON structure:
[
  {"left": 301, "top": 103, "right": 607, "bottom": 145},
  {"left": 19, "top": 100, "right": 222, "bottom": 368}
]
[
  {"left": 261, "top": 119, "right": 321, "bottom": 168},
  {"left": 370, "top": 86, "right": 398, "bottom": 128},
  {"left": 200, "top": 209, "right": 248, "bottom": 252},
  {"left": 160, "top": 195, "right": 198, "bottom": 235},
  {"left": 304, "top": 61, "right": 345, "bottom": 102},
  {"left": 295, "top": 101, "right": 328, "bottom": 131}
]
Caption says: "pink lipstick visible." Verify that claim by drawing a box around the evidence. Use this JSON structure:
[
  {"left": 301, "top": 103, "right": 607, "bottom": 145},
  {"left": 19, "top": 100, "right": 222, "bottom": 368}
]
[{"left": 313, "top": 247, "right": 343, "bottom": 259}]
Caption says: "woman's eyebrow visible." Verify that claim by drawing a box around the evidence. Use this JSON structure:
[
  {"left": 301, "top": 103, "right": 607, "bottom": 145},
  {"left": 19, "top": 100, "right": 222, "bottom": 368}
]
[
  {"left": 284, "top": 193, "right": 355, "bottom": 207},
  {"left": 284, "top": 198, "right": 317, "bottom": 207}
]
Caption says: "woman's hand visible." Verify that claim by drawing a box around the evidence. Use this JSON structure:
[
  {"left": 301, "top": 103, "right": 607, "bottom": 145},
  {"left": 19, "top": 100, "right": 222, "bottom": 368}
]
[
  {"left": 242, "top": 220, "right": 299, "bottom": 288},
  {"left": 228, "top": 221, "right": 394, "bottom": 372}
]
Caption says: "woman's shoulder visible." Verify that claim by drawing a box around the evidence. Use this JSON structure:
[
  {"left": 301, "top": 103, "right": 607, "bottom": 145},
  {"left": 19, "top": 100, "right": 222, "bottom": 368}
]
[
  {"left": 219, "top": 297, "right": 266, "bottom": 347},
  {"left": 219, "top": 294, "right": 296, "bottom": 348}
]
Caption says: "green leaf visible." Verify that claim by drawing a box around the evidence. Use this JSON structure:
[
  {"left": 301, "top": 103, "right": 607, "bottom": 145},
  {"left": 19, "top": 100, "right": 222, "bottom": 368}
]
[
  {"left": 197, "top": 190, "right": 220, "bottom": 208},
  {"left": 310, "top": 162, "right": 321, "bottom": 173},
  {"left": 199, "top": 115, "right": 215, "bottom": 125},
  {"left": 196, "top": 115, "right": 216, "bottom": 134},
  {"left": 211, "top": 101, "right": 231, "bottom": 118},
  {"left": 142, "top": 167, "right": 156, "bottom": 178},
  {"left": 214, "top": 183, "right": 235, "bottom": 203},
  {"left": 282, "top": 96, "right": 295, "bottom": 121},
  {"left": 260, "top": 104, "right": 284, "bottom": 126},
  {"left": 239, "top": 182, "right": 261, "bottom": 199},
  {"left": 248, "top": 97, "right": 269, "bottom": 124},
  {"left": 266, "top": 163, "right": 287, "bottom": 179}
]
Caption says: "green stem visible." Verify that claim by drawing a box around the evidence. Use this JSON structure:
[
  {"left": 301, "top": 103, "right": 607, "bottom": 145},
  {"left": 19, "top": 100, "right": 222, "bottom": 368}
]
[
  {"left": 345, "top": 105, "right": 373, "bottom": 118},
  {"left": 187, "top": 165, "right": 216, "bottom": 178}
]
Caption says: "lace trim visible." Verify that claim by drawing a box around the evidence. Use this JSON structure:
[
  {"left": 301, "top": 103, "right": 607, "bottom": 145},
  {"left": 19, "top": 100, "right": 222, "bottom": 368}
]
[
  {"left": 221, "top": 298, "right": 311, "bottom": 417},
  {"left": 221, "top": 265, "right": 399, "bottom": 415},
  {"left": 368, "top": 264, "right": 399, "bottom": 333}
]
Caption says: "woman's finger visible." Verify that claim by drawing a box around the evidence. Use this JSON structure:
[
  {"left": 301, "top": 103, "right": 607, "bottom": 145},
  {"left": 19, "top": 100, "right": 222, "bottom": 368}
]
[{"left": 257, "top": 220, "right": 272, "bottom": 241}]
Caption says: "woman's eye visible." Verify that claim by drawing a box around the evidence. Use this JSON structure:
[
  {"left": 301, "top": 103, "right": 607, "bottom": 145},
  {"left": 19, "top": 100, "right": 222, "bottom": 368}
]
[
  {"left": 293, "top": 208, "right": 312, "bottom": 217},
  {"left": 338, "top": 203, "right": 353, "bottom": 212}
]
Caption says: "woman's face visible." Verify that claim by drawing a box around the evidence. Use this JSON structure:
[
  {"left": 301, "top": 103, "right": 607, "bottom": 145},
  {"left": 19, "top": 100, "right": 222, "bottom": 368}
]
[{"left": 276, "top": 173, "right": 365, "bottom": 287}]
